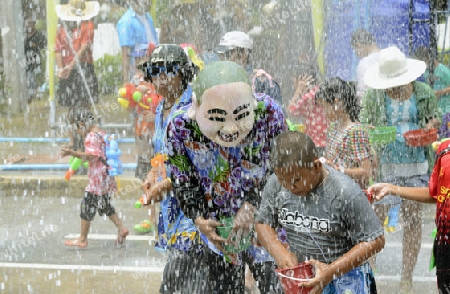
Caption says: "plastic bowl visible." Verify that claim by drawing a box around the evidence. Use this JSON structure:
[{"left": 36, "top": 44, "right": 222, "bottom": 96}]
[
  {"left": 292, "top": 124, "right": 306, "bottom": 132},
  {"left": 403, "top": 128, "right": 438, "bottom": 147},
  {"left": 363, "top": 190, "right": 373, "bottom": 203},
  {"left": 216, "top": 217, "right": 252, "bottom": 253},
  {"left": 368, "top": 126, "right": 397, "bottom": 145},
  {"left": 275, "top": 262, "right": 314, "bottom": 294}
]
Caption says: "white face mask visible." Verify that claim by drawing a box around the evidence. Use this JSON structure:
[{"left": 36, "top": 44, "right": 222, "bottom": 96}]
[{"left": 189, "top": 82, "right": 256, "bottom": 147}]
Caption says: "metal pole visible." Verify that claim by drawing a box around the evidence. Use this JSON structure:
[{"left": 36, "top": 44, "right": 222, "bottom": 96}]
[
  {"left": 47, "top": 0, "right": 59, "bottom": 146},
  {"left": 1, "top": 0, "right": 27, "bottom": 114},
  {"left": 409, "top": 0, "right": 414, "bottom": 56},
  {"left": 429, "top": 0, "right": 437, "bottom": 88}
]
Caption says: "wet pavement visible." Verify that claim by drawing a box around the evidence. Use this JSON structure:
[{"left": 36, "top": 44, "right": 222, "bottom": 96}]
[
  {"left": 0, "top": 147, "right": 442, "bottom": 293},
  {"left": 0, "top": 189, "right": 440, "bottom": 293}
]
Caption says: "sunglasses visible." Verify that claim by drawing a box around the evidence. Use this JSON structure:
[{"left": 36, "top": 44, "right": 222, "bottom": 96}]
[{"left": 148, "top": 64, "right": 180, "bottom": 78}]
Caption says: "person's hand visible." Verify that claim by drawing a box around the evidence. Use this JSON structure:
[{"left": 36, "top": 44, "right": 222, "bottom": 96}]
[
  {"left": 424, "top": 118, "right": 441, "bottom": 130},
  {"left": 60, "top": 61, "right": 75, "bottom": 79},
  {"left": 141, "top": 168, "right": 156, "bottom": 194},
  {"left": 435, "top": 90, "right": 442, "bottom": 100},
  {"left": 298, "top": 259, "right": 333, "bottom": 294},
  {"left": 145, "top": 178, "right": 171, "bottom": 203},
  {"left": 293, "top": 74, "right": 315, "bottom": 98},
  {"left": 227, "top": 202, "right": 256, "bottom": 251},
  {"left": 368, "top": 182, "right": 398, "bottom": 201},
  {"left": 195, "top": 216, "right": 226, "bottom": 252},
  {"left": 59, "top": 67, "right": 70, "bottom": 79},
  {"left": 59, "top": 146, "right": 72, "bottom": 158},
  {"left": 57, "top": 69, "right": 65, "bottom": 79}
]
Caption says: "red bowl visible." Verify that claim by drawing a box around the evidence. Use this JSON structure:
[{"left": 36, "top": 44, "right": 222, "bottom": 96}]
[
  {"left": 363, "top": 190, "right": 373, "bottom": 203},
  {"left": 275, "top": 263, "right": 314, "bottom": 294},
  {"left": 403, "top": 128, "right": 438, "bottom": 147}
]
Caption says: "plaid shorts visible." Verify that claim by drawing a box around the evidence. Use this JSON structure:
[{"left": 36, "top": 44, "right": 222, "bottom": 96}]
[{"left": 80, "top": 191, "right": 116, "bottom": 221}]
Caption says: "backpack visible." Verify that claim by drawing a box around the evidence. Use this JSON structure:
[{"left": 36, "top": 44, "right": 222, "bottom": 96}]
[{"left": 96, "top": 133, "right": 123, "bottom": 176}]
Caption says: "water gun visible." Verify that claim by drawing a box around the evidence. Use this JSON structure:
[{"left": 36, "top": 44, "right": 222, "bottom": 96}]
[
  {"left": 117, "top": 83, "right": 161, "bottom": 113},
  {"left": 135, "top": 153, "right": 168, "bottom": 208},
  {"left": 384, "top": 203, "right": 401, "bottom": 233},
  {"left": 104, "top": 134, "right": 123, "bottom": 176},
  {"left": 151, "top": 153, "right": 167, "bottom": 181},
  {"left": 286, "top": 119, "right": 305, "bottom": 132},
  {"left": 65, "top": 156, "right": 88, "bottom": 181},
  {"left": 134, "top": 195, "right": 148, "bottom": 209}
]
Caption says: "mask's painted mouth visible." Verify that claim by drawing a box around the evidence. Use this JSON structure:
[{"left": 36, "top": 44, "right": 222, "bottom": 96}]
[{"left": 219, "top": 131, "right": 239, "bottom": 142}]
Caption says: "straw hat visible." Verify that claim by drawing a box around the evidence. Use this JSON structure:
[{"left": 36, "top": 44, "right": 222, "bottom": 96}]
[
  {"left": 364, "top": 46, "right": 426, "bottom": 89},
  {"left": 56, "top": 0, "right": 100, "bottom": 21}
]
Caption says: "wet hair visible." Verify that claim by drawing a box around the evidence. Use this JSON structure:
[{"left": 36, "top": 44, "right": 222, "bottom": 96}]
[
  {"left": 351, "top": 29, "right": 376, "bottom": 47},
  {"left": 68, "top": 108, "right": 96, "bottom": 130},
  {"left": 270, "top": 131, "right": 318, "bottom": 169},
  {"left": 140, "top": 61, "right": 199, "bottom": 91},
  {"left": 315, "top": 77, "right": 360, "bottom": 122}
]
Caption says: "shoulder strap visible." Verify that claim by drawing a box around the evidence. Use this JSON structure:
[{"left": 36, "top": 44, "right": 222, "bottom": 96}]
[
  {"left": 437, "top": 147, "right": 450, "bottom": 160},
  {"left": 95, "top": 132, "right": 110, "bottom": 170}
]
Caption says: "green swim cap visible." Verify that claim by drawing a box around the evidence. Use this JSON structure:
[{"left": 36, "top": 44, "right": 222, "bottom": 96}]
[{"left": 192, "top": 61, "right": 250, "bottom": 104}]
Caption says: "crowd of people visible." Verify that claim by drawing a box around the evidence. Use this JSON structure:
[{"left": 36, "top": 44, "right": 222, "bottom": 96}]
[{"left": 33, "top": 0, "right": 450, "bottom": 293}]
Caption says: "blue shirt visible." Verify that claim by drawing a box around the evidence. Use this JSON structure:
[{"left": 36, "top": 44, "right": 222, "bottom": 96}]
[
  {"left": 380, "top": 93, "right": 426, "bottom": 165},
  {"left": 117, "top": 8, "right": 159, "bottom": 49}
]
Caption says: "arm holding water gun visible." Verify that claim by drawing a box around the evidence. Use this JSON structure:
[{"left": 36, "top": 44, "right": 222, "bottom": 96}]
[
  {"left": 64, "top": 156, "right": 89, "bottom": 181},
  {"left": 136, "top": 154, "right": 172, "bottom": 206}
]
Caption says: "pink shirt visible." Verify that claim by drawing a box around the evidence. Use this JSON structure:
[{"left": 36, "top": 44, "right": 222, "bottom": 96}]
[
  {"left": 287, "top": 86, "right": 329, "bottom": 147},
  {"left": 84, "top": 131, "right": 117, "bottom": 196}
]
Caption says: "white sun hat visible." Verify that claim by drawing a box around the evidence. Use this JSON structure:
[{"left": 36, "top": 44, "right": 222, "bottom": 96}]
[
  {"left": 214, "top": 31, "right": 254, "bottom": 54},
  {"left": 56, "top": 0, "right": 100, "bottom": 21},
  {"left": 364, "top": 46, "right": 426, "bottom": 90}
]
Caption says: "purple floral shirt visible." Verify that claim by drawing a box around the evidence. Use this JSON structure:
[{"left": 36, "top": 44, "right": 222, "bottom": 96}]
[{"left": 166, "top": 93, "right": 286, "bottom": 221}]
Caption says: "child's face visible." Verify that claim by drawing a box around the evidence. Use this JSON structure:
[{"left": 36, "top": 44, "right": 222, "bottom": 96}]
[
  {"left": 274, "top": 163, "right": 321, "bottom": 196},
  {"left": 317, "top": 99, "right": 342, "bottom": 122}
]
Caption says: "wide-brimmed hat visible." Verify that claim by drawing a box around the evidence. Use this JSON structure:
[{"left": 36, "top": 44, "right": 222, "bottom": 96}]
[
  {"left": 364, "top": 46, "right": 426, "bottom": 89},
  {"left": 214, "top": 31, "right": 253, "bottom": 54},
  {"left": 56, "top": 0, "right": 100, "bottom": 21}
]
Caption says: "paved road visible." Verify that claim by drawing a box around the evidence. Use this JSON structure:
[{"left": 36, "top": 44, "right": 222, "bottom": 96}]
[{"left": 0, "top": 194, "right": 440, "bottom": 293}]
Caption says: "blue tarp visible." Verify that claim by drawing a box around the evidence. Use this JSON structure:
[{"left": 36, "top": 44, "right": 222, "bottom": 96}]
[{"left": 324, "top": 0, "right": 431, "bottom": 80}]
